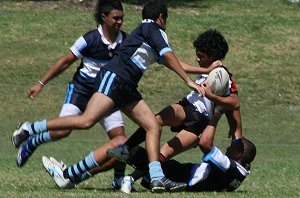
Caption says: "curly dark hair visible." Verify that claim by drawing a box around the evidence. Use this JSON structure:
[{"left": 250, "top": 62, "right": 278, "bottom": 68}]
[
  {"left": 94, "top": 0, "right": 123, "bottom": 25},
  {"left": 142, "top": 0, "right": 168, "bottom": 21},
  {"left": 193, "top": 29, "right": 229, "bottom": 60}
]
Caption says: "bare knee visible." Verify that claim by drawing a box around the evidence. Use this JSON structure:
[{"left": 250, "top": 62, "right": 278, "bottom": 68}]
[
  {"left": 155, "top": 114, "right": 164, "bottom": 126},
  {"left": 110, "top": 135, "right": 128, "bottom": 147},
  {"left": 77, "top": 117, "right": 96, "bottom": 129}
]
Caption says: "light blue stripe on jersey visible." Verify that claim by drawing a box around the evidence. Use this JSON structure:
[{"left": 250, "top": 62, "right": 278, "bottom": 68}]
[
  {"left": 98, "top": 71, "right": 111, "bottom": 92},
  {"left": 159, "top": 47, "right": 172, "bottom": 56},
  {"left": 64, "top": 83, "right": 74, "bottom": 104},
  {"left": 104, "top": 73, "right": 116, "bottom": 95},
  {"left": 202, "top": 146, "right": 227, "bottom": 172},
  {"left": 131, "top": 56, "right": 146, "bottom": 73}
]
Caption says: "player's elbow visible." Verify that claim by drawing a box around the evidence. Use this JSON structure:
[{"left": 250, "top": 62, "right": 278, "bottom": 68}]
[
  {"left": 233, "top": 99, "right": 240, "bottom": 110},
  {"left": 229, "top": 94, "right": 240, "bottom": 110}
]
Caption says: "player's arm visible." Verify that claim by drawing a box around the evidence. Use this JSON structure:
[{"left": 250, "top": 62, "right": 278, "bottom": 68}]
[
  {"left": 162, "top": 51, "right": 205, "bottom": 95},
  {"left": 203, "top": 84, "right": 240, "bottom": 110},
  {"left": 225, "top": 108, "right": 245, "bottom": 139},
  {"left": 28, "top": 51, "right": 77, "bottom": 99},
  {"left": 199, "top": 113, "right": 221, "bottom": 154},
  {"left": 179, "top": 60, "right": 222, "bottom": 74}
]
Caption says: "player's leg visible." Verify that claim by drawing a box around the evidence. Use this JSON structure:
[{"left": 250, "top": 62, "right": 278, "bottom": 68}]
[
  {"left": 14, "top": 104, "right": 82, "bottom": 167},
  {"left": 100, "top": 109, "right": 128, "bottom": 190},
  {"left": 107, "top": 103, "right": 186, "bottom": 158},
  {"left": 121, "top": 100, "right": 186, "bottom": 192},
  {"left": 44, "top": 136, "right": 123, "bottom": 188},
  {"left": 160, "top": 130, "right": 198, "bottom": 159},
  {"left": 15, "top": 93, "right": 114, "bottom": 167}
]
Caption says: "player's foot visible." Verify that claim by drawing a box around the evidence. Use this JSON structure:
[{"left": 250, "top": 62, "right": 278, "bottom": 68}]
[
  {"left": 49, "top": 156, "right": 67, "bottom": 171},
  {"left": 150, "top": 177, "right": 186, "bottom": 193},
  {"left": 120, "top": 176, "right": 134, "bottom": 194},
  {"left": 42, "top": 156, "right": 75, "bottom": 189},
  {"left": 106, "top": 144, "right": 129, "bottom": 162},
  {"left": 16, "top": 136, "right": 35, "bottom": 167},
  {"left": 12, "top": 122, "right": 30, "bottom": 148}
]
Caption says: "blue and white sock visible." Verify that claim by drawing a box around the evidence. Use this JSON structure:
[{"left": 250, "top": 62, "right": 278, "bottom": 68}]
[
  {"left": 63, "top": 152, "right": 99, "bottom": 184},
  {"left": 27, "top": 120, "right": 47, "bottom": 135},
  {"left": 149, "top": 161, "right": 164, "bottom": 181},
  {"left": 27, "top": 132, "right": 52, "bottom": 151},
  {"left": 78, "top": 171, "right": 93, "bottom": 183}
]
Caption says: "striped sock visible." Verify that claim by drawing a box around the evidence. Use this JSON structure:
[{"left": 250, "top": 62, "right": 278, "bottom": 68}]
[
  {"left": 28, "top": 132, "right": 52, "bottom": 150},
  {"left": 28, "top": 120, "right": 47, "bottom": 135},
  {"left": 63, "top": 152, "right": 99, "bottom": 184}
]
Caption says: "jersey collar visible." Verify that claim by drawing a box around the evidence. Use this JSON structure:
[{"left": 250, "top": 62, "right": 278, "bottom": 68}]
[
  {"left": 142, "top": 19, "right": 155, "bottom": 23},
  {"left": 97, "top": 25, "right": 124, "bottom": 50}
]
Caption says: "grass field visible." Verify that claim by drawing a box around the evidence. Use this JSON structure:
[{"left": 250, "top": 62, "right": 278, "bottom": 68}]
[{"left": 0, "top": 0, "right": 300, "bottom": 197}]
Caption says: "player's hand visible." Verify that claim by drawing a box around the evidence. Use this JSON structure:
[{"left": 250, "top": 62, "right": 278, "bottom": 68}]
[
  {"left": 187, "top": 80, "right": 205, "bottom": 96},
  {"left": 27, "top": 83, "right": 43, "bottom": 100},
  {"left": 200, "top": 82, "right": 214, "bottom": 98},
  {"left": 206, "top": 60, "right": 222, "bottom": 73}
]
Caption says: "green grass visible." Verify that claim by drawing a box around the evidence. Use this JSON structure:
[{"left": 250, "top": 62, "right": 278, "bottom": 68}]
[{"left": 0, "top": 0, "right": 300, "bottom": 197}]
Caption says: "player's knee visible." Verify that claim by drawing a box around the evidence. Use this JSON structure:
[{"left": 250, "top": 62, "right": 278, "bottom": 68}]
[
  {"left": 113, "top": 135, "right": 128, "bottom": 146},
  {"left": 151, "top": 122, "right": 162, "bottom": 134},
  {"left": 109, "top": 135, "right": 127, "bottom": 147},
  {"left": 78, "top": 117, "right": 95, "bottom": 129},
  {"left": 155, "top": 114, "right": 164, "bottom": 126}
]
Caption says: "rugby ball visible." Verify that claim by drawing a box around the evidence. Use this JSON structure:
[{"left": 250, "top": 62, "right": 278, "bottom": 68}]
[{"left": 206, "top": 67, "right": 229, "bottom": 96}]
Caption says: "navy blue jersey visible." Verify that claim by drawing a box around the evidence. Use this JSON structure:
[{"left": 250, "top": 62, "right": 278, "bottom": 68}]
[
  {"left": 186, "top": 146, "right": 249, "bottom": 192},
  {"left": 127, "top": 145, "right": 249, "bottom": 192},
  {"left": 103, "top": 19, "right": 172, "bottom": 87},
  {"left": 70, "top": 26, "right": 127, "bottom": 91}
]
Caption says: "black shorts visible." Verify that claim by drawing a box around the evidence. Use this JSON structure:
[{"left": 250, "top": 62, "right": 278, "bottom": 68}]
[
  {"left": 63, "top": 81, "right": 93, "bottom": 112},
  {"left": 94, "top": 68, "right": 142, "bottom": 108},
  {"left": 170, "top": 98, "right": 209, "bottom": 136}
]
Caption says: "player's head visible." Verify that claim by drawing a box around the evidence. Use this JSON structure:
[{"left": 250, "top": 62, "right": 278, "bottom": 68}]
[
  {"left": 94, "top": 0, "right": 124, "bottom": 27},
  {"left": 142, "top": 0, "right": 168, "bottom": 29},
  {"left": 193, "top": 29, "right": 229, "bottom": 67},
  {"left": 226, "top": 138, "right": 256, "bottom": 170},
  {"left": 240, "top": 138, "right": 256, "bottom": 170}
]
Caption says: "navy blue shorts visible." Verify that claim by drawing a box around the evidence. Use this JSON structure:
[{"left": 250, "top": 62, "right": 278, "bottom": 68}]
[
  {"left": 170, "top": 98, "right": 210, "bottom": 136},
  {"left": 63, "top": 81, "right": 93, "bottom": 112},
  {"left": 94, "top": 69, "right": 142, "bottom": 108}
]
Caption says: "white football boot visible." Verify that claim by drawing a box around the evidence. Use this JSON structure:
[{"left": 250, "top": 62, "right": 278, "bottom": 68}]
[
  {"left": 11, "top": 122, "right": 31, "bottom": 148},
  {"left": 120, "top": 176, "right": 135, "bottom": 194},
  {"left": 42, "top": 156, "right": 74, "bottom": 189}
]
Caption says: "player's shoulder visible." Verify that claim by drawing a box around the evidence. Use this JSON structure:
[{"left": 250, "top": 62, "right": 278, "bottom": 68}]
[{"left": 83, "top": 29, "right": 101, "bottom": 42}]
